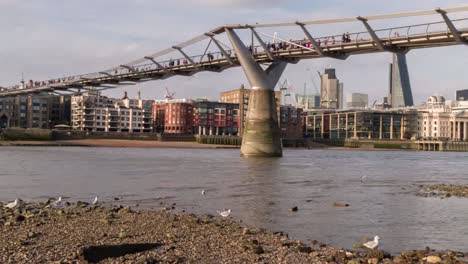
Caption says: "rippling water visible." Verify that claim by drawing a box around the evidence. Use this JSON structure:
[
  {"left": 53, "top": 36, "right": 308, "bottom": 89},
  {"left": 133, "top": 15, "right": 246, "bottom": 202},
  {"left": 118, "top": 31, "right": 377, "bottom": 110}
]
[{"left": 1, "top": 146, "right": 467, "bottom": 253}]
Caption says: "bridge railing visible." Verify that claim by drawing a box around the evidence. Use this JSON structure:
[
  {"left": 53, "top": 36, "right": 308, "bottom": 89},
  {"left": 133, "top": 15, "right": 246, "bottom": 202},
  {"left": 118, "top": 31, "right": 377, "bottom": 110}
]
[{"left": 3, "top": 15, "right": 468, "bottom": 94}]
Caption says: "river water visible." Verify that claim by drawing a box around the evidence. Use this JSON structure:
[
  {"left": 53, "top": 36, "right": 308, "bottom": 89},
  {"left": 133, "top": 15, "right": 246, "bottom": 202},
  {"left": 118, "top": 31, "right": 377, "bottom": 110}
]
[{"left": 0, "top": 146, "right": 467, "bottom": 253}]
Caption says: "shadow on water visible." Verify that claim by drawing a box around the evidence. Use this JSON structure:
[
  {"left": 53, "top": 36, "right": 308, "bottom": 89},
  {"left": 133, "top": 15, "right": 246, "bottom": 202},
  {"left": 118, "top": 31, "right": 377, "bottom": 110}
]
[{"left": 238, "top": 158, "right": 282, "bottom": 225}]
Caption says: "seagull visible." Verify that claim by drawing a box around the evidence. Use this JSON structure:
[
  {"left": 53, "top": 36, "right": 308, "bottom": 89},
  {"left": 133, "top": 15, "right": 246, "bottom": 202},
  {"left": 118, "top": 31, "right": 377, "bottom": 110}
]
[
  {"left": 92, "top": 196, "right": 99, "bottom": 205},
  {"left": 51, "top": 196, "right": 62, "bottom": 207},
  {"left": 201, "top": 190, "right": 206, "bottom": 195},
  {"left": 217, "top": 209, "right": 232, "bottom": 217},
  {"left": 4, "top": 199, "right": 19, "bottom": 209},
  {"left": 363, "top": 236, "right": 379, "bottom": 249},
  {"left": 361, "top": 175, "right": 368, "bottom": 183}
]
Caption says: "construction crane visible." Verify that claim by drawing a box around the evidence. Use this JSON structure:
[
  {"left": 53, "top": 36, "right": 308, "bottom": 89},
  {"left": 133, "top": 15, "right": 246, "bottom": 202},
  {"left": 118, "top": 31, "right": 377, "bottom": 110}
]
[
  {"left": 164, "top": 87, "right": 175, "bottom": 100},
  {"left": 278, "top": 78, "right": 297, "bottom": 106}
]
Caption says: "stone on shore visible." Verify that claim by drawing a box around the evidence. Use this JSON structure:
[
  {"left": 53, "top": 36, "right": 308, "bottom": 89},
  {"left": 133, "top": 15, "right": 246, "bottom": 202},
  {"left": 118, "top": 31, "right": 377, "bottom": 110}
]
[{"left": 1, "top": 200, "right": 467, "bottom": 263}]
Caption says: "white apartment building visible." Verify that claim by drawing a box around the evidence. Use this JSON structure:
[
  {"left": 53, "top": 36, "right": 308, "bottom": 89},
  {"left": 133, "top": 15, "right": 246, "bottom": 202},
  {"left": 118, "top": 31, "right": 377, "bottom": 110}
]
[
  {"left": 71, "top": 90, "right": 153, "bottom": 132},
  {"left": 417, "top": 96, "right": 468, "bottom": 140}
]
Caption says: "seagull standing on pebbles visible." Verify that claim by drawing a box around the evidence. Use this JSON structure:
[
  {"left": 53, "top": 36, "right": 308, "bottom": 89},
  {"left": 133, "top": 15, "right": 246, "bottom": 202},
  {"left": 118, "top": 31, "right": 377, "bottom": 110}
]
[
  {"left": 201, "top": 190, "right": 206, "bottom": 196},
  {"left": 363, "top": 236, "right": 379, "bottom": 249},
  {"left": 4, "top": 199, "right": 19, "bottom": 209},
  {"left": 217, "top": 209, "right": 232, "bottom": 217},
  {"left": 51, "top": 196, "right": 62, "bottom": 207},
  {"left": 92, "top": 196, "right": 99, "bottom": 205}
]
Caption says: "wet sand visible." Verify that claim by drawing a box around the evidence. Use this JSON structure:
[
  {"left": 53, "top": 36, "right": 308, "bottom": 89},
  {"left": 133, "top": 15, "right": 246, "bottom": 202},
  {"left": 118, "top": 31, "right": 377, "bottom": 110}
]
[{"left": 0, "top": 139, "right": 239, "bottom": 149}]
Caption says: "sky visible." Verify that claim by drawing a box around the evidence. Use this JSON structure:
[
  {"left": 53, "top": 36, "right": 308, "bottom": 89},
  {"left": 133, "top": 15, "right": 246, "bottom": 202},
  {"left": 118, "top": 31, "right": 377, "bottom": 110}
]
[{"left": 1, "top": 0, "right": 468, "bottom": 105}]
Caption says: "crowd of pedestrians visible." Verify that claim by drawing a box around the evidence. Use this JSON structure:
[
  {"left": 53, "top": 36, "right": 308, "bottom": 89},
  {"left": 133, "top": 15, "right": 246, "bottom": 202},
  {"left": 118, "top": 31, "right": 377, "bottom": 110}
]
[{"left": 16, "top": 31, "right": 372, "bottom": 90}]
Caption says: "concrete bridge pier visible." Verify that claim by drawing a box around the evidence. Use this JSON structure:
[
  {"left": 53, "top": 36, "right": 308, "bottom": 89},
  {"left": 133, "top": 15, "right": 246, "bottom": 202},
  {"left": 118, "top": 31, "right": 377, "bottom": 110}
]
[{"left": 226, "top": 28, "right": 287, "bottom": 157}]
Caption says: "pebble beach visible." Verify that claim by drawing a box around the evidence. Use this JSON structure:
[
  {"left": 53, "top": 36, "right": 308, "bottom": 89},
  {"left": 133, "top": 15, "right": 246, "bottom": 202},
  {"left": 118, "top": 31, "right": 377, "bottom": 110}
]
[{"left": 1, "top": 200, "right": 467, "bottom": 263}]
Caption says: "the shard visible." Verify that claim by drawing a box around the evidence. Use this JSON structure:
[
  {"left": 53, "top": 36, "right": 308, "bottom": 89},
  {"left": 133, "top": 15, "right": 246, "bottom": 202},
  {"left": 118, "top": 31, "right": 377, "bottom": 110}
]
[{"left": 389, "top": 52, "right": 414, "bottom": 108}]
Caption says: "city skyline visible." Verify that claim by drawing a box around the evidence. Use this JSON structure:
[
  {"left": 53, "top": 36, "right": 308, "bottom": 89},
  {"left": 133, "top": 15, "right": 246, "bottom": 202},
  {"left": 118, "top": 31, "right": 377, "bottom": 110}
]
[{"left": 1, "top": 1, "right": 468, "bottom": 104}]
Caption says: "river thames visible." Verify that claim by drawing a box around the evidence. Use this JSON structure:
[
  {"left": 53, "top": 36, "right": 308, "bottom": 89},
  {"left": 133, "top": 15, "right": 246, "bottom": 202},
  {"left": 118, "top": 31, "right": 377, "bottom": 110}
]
[{"left": 1, "top": 146, "right": 467, "bottom": 253}]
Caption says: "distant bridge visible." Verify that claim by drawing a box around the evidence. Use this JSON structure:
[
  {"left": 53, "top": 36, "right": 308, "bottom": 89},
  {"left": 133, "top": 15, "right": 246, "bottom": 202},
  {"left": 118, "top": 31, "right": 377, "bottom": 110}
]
[
  {"left": 2, "top": 6, "right": 468, "bottom": 157},
  {"left": 0, "top": 6, "right": 467, "bottom": 97}
]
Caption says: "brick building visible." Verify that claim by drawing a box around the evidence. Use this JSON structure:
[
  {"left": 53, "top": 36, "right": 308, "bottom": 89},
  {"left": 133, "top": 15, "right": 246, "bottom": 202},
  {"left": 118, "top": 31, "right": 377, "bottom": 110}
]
[
  {"left": 193, "top": 100, "right": 240, "bottom": 136},
  {"left": 280, "top": 105, "right": 303, "bottom": 139},
  {"left": 0, "top": 93, "right": 51, "bottom": 129},
  {"left": 152, "top": 99, "right": 194, "bottom": 134},
  {"left": 220, "top": 84, "right": 281, "bottom": 135}
]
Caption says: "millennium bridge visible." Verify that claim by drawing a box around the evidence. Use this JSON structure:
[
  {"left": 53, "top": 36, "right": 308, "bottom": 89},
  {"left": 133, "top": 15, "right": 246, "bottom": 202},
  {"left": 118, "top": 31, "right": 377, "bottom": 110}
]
[{"left": 1, "top": 6, "right": 467, "bottom": 157}]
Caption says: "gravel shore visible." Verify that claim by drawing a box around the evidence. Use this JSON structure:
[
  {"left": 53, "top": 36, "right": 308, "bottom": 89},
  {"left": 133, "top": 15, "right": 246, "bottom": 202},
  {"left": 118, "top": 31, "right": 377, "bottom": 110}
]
[
  {"left": 417, "top": 184, "right": 468, "bottom": 198},
  {"left": 1, "top": 201, "right": 467, "bottom": 263}
]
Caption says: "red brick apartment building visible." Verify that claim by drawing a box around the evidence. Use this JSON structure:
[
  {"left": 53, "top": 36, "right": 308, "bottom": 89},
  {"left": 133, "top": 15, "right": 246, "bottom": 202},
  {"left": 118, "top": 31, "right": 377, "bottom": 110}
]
[
  {"left": 152, "top": 99, "right": 194, "bottom": 134},
  {"left": 193, "top": 100, "right": 240, "bottom": 136}
]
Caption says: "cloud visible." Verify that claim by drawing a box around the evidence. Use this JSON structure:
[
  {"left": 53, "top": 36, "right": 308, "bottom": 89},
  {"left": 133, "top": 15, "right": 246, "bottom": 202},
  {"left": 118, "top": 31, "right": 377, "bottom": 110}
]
[
  {"left": 193, "top": 0, "right": 284, "bottom": 8},
  {"left": 0, "top": 0, "right": 467, "bottom": 104}
]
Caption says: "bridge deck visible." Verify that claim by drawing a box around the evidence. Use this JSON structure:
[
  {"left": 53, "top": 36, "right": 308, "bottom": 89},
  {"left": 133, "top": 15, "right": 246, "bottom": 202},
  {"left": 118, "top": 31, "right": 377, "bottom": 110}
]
[{"left": 1, "top": 8, "right": 468, "bottom": 97}]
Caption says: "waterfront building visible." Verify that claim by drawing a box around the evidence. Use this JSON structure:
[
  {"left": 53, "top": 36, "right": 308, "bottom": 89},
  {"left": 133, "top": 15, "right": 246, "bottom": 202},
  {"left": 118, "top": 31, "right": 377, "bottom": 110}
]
[
  {"left": 279, "top": 105, "right": 303, "bottom": 139},
  {"left": 0, "top": 93, "right": 51, "bottom": 129},
  {"left": 152, "top": 99, "right": 194, "bottom": 134},
  {"left": 71, "top": 90, "right": 153, "bottom": 132},
  {"left": 456, "top": 89, "right": 468, "bottom": 101},
  {"left": 193, "top": 100, "right": 240, "bottom": 136},
  {"left": 48, "top": 95, "right": 71, "bottom": 127},
  {"left": 389, "top": 52, "right": 414, "bottom": 107},
  {"left": 319, "top": 68, "right": 342, "bottom": 109},
  {"left": 220, "top": 85, "right": 281, "bottom": 135},
  {"left": 347, "top": 93, "right": 369, "bottom": 109},
  {"left": 417, "top": 95, "right": 468, "bottom": 140},
  {"left": 305, "top": 109, "right": 417, "bottom": 140}
]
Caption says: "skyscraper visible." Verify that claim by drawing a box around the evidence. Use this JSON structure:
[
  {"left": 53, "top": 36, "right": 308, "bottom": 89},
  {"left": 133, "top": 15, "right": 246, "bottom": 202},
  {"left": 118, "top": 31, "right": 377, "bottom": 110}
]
[
  {"left": 320, "top": 68, "right": 342, "bottom": 109},
  {"left": 456, "top": 89, "right": 468, "bottom": 101},
  {"left": 389, "top": 52, "right": 414, "bottom": 108},
  {"left": 347, "top": 93, "right": 369, "bottom": 108}
]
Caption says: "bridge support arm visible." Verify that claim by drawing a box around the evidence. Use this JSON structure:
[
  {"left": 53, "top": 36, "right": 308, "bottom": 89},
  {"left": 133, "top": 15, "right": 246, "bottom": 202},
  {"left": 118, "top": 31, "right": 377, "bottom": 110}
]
[
  {"left": 436, "top": 9, "right": 468, "bottom": 45},
  {"left": 99, "top": 72, "right": 114, "bottom": 77},
  {"left": 296, "top": 22, "right": 324, "bottom": 56},
  {"left": 250, "top": 28, "right": 275, "bottom": 60},
  {"left": 226, "top": 29, "right": 271, "bottom": 90},
  {"left": 357, "top": 16, "right": 389, "bottom": 51},
  {"left": 226, "top": 28, "right": 285, "bottom": 157},
  {"left": 172, "top": 46, "right": 196, "bottom": 65},
  {"left": 120, "top": 65, "right": 137, "bottom": 73},
  {"left": 205, "top": 33, "right": 235, "bottom": 65},
  {"left": 144, "top": 56, "right": 170, "bottom": 74}
]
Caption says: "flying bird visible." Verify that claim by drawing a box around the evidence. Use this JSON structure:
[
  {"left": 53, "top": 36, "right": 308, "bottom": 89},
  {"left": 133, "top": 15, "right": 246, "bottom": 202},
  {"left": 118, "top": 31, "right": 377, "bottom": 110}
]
[
  {"left": 201, "top": 190, "right": 206, "bottom": 195},
  {"left": 217, "top": 209, "right": 232, "bottom": 217},
  {"left": 363, "top": 236, "right": 380, "bottom": 249},
  {"left": 361, "top": 175, "right": 368, "bottom": 183},
  {"left": 92, "top": 196, "right": 99, "bottom": 205},
  {"left": 4, "top": 199, "right": 19, "bottom": 209}
]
